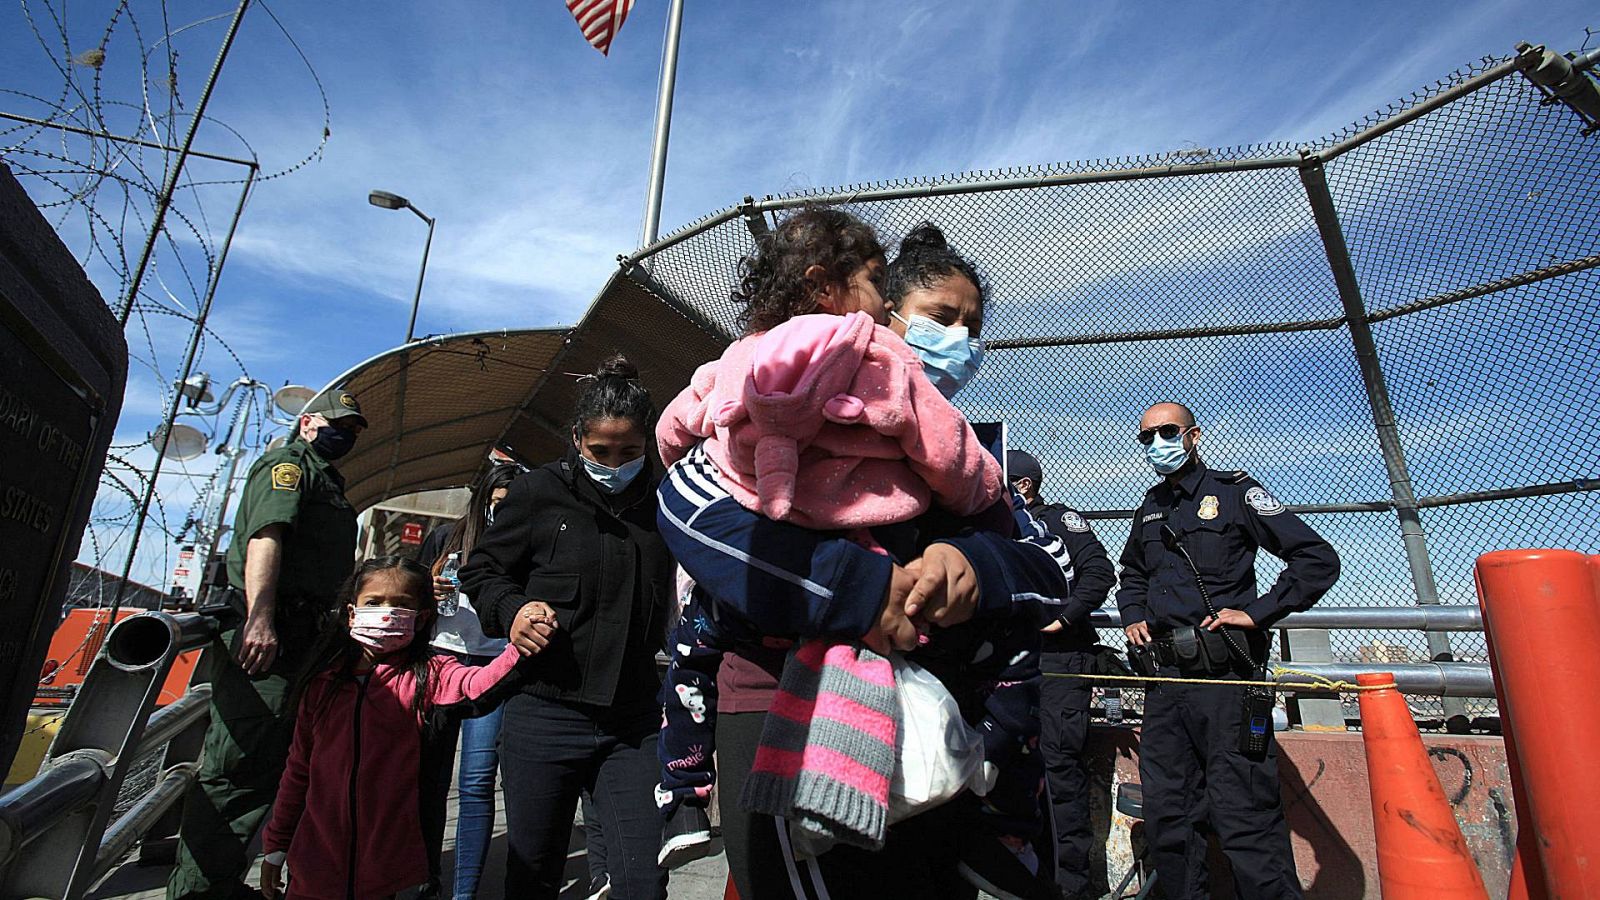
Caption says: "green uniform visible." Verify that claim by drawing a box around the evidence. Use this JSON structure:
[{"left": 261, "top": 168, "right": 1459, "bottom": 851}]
[{"left": 168, "top": 436, "right": 358, "bottom": 900}]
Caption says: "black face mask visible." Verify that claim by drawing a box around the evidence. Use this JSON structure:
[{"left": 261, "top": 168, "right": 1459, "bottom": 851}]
[{"left": 311, "top": 425, "right": 358, "bottom": 461}]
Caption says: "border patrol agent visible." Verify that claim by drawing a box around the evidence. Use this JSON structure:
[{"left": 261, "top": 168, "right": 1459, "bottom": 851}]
[
  {"left": 168, "top": 390, "right": 367, "bottom": 900},
  {"left": 1006, "top": 450, "right": 1117, "bottom": 900},
  {"left": 1115, "top": 403, "right": 1338, "bottom": 900}
]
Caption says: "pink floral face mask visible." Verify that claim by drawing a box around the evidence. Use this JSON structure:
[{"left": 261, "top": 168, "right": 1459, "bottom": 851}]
[{"left": 349, "top": 606, "right": 417, "bottom": 654}]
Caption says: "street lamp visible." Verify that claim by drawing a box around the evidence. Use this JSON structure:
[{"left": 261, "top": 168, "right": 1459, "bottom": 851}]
[{"left": 368, "top": 189, "right": 436, "bottom": 342}]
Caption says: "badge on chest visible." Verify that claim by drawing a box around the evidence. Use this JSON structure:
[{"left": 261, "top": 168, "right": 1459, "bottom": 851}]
[{"left": 1197, "top": 494, "right": 1220, "bottom": 520}]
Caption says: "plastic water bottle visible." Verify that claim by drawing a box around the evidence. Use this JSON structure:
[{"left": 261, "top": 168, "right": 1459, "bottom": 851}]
[{"left": 438, "top": 553, "right": 461, "bottom": 617}]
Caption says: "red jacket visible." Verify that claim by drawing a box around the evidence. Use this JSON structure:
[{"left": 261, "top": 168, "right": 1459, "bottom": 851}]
[{"left": 263, "top": 646, "right": 520, "bottom": 900}]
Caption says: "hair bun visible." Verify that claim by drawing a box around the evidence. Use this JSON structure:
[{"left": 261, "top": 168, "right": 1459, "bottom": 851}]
[
  {"left": 899, "top": 222, "right": 950, "bottom": 255},
  {"left": 595, "top": 353, "right": 639, "bottom": 381}
]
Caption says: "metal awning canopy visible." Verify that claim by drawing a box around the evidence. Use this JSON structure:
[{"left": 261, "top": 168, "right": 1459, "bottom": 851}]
[{"left": 316, "top": 269, "right": 729, "bottom": 512}]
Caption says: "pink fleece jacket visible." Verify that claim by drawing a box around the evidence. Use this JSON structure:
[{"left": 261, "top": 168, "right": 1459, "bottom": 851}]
[
  {"left": 658, "top": 311, "right": 1002, "bottom": 529},
  {"left": 262, "top": 645, "right": 520, "bottom": 900}
]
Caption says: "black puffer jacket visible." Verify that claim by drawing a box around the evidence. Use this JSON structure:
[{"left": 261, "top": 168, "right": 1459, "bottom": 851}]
[{"left": 461, "top": 449, "right": 673, "bottom": 707}]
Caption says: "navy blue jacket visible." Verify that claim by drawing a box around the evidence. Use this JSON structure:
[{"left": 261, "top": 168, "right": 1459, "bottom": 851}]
[
  {"left": 1114, "top": 460, "right": 1340, "bottom": 653},
  {"left": 1028, "top": 499, "right": 1116, "bottom": 652}
]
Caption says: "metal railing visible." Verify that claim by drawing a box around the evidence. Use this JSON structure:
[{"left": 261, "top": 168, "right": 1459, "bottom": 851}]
[{"left": 0, "top": 612, "right": 214, "bottom": 900}]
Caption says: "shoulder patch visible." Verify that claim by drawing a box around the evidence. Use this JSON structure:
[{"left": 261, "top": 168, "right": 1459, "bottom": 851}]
[
  {"left": 1245, "top": 485, "right": 1284, "bottom": 516},
  {"left": 271, "top": 463, "right": 303, "bottom": 492},
  {"left": 1058, "top": 510, "right": 1091, "bottom": 533}
]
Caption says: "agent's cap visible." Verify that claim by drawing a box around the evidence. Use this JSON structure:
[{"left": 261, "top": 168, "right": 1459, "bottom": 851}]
[
  {"left": 1006, "top": 449, "right": 1043, "bottom": 488},
  {"left": 300, "top": 389, "right": 367, "bottom": 427}
]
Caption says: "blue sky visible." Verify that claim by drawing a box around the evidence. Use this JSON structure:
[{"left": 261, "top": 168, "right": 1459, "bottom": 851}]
[{"left": 2, "top": 0, "right": 1595, "bottom": 591}]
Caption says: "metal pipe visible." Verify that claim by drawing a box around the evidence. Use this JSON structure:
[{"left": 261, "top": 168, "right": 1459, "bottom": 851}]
[
  {"left": 0, "top": 756, "right": 105, "bottom": 863},
  {"left": 1271, "top": 662, "right": 1495, "bottom": 698},
  {"left": 107, "top": 165, "right": 257, "bottom": 621},
  {"left": 985, "top": 315, "right": 1345, "bottom": 350},
  {"left": 403, "top": 210, "right": 436, "bottom": 343},
  {"left": 136, "top": 685, "right": 213, "bottom": 752},
  {"left": 1369, "top": 252, "right": 1600, "bottom": 323},
  {"left": 1321, "top": 56, "right": 1523, "bottom": 160},
  {"left": 640, "top": 0, "right": 685, "bottom": 247},
  {"left": 1415, "top": 478, "right": 1600, "bottom": 507},
  {"left": 1298, "top": 164, "right": 1444, "bottom": 589},
  {"left": 116, "top": 0, "right": 252, "bottom": 324},
  {"left": 621, "top": 153, "right": 1303, "bottom": 268},
  {"left": 1303, "top": 158, "right": 1464, "bottom": 722},
  {"left": 1088, "top": 605, "right": 1481, "bottom": 632},
  {"left": 0, "top": 110, "right": 259, "bottom": 168},
  {"left": 92, "top": 763, "right": 199, "bottom": 882}
]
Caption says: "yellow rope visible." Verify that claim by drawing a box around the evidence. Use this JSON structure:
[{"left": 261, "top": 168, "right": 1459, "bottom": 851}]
[{"left": 1043, "top": 667, "right": 1388, "bottom": 693}]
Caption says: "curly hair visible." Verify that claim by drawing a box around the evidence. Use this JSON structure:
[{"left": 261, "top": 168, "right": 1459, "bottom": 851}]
[
  {"left": 883, "top": 221, "right": 987, "bottom": 310},
  {"left": 571, "top": 353, "right": 655, "bottom": 437},
  {"left": 731, "top": 205, "right": 885, "bottom": 335}
]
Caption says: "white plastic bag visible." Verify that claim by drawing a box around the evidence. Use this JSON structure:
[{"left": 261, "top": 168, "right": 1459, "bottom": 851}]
[{"left": 887, "top": 655, "right": 991, "bottom": 824}]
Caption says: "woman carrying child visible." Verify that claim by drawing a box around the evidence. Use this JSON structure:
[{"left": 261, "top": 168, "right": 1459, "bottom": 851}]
[
  {"left": 259, "top": 557, "right": 525, "bottom": 900},
  {"left": 655, "top": 212, "right": 1076, "bottom": 899}
]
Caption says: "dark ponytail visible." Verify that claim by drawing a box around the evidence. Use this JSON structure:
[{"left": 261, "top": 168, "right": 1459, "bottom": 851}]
[
  {"left": 883, "top": 222, "right": 987, "bottom": 310},
  {"left": 571, "top": 353, "right": 655, "bottom": 438}
]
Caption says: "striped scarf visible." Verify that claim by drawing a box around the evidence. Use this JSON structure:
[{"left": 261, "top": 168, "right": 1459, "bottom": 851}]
[{"left": 741, "top": 640, "right": 899, "bottom": 851}]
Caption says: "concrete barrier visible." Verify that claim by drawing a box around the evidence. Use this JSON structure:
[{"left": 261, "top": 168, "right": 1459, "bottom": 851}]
[{"left": 1081, "top": 726, "right": 1512, "bottom": 900}]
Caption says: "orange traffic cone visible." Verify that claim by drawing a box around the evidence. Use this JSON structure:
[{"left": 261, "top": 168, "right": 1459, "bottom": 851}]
[{"left": 1357, "top": 672, "right": 1488, "bottom": 900}]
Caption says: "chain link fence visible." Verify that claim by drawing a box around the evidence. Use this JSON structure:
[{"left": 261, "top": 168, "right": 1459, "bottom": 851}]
[{"left": 606, "top": 45, "right": 1600, "bottom": 726}]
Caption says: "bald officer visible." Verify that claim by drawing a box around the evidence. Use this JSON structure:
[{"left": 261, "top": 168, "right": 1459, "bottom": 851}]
[
  {"left": 1117, "top": 402, "right": 1338, "bottom": 900},
  {"left": 169, "top": 390, "right": 367, "bottom": 900}
]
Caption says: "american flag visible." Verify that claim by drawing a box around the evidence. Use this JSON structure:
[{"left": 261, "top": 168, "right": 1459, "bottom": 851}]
[{"left": 565, "top": 0, "right": 635, "bottom": 56}]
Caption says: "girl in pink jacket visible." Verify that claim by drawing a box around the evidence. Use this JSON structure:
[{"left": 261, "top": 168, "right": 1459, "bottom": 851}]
[{"left": 259, "top": 557, "right": 532, "bottom": 900}]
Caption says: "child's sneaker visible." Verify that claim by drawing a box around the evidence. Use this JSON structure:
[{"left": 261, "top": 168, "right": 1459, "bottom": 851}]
[
  {"left": 957, "top": 833, "right": 1048, "bottom": 900},
  {"left": 657, "top": 803, "right": 713, "bottom": 869}
]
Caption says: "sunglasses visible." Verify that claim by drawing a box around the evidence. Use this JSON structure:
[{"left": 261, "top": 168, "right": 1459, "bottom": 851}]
[{"left": 1136, "top": 423, "right": 1194, "bottom": 445}]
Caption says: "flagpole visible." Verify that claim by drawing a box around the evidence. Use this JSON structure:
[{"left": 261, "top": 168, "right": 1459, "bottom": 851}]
[{"left": 640, "top": 0, "right": 684, "bottom": 247}]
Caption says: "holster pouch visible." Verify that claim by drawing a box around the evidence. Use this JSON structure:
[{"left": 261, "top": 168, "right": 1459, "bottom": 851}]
[
  {"left": 1169, "top": 625, "right": 1234, "bottom": 677},
  {"left": 1093, "top": 644, "right": 1135, "bottom": 678},
  {"left": 1126, "top": 643, "right": 1158, "bottom": 678}
]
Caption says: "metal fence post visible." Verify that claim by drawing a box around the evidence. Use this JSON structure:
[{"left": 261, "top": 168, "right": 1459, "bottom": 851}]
[{"left": 1298, "top": 154, "right": 1468, "bottom": 727}]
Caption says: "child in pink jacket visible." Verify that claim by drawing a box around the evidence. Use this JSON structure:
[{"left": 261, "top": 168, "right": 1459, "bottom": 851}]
[
  {"left": 259, "top": 556, "right": 529, "bottom": 900},
  {"left": 657, "top": 308, "right": 1001, "bottom": 533}
]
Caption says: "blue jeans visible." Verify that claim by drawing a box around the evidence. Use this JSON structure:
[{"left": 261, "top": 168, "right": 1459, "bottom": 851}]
[
  {"left": 420, "top": 651, "right": 506, "bottom": 900},
  {"left": 453, "top": 696, "right": 504, "bottom": 899}
]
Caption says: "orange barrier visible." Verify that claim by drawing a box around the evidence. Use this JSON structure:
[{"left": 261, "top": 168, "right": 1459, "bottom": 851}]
[
  {"left": 36, "top": 607, "right": 202, "bottom": 707},
  {"left": 1481, "top": 616, "right": 1548, "bottom": 900},
  {"left": 1356, "top": 672, "right": 1488, "bottom": 900},
  {"left": 1477, "top": 549, "right": 1600, "bottom": 898}
]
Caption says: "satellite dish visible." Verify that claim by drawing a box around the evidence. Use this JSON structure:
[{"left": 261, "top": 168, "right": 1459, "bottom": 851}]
[
  {"left": 273, "top": 385, "right": 316, "bottom": 418},
  {"left": 264, "top": 434, "right": 288, "bottom": 453},
  {"left": 151, "top": 423, "right": 207, "bottom": 461}
]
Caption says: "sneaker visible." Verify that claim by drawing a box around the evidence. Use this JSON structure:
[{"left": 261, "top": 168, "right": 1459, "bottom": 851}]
[
  {"left": 957, "top": 834, "right": 1048, "bottom": 900},
  {"left": 657, "top": 803, "right": 713, "bottom": 869},
  {"left": 584, "top": 874, "right": 611, "bottom": 900}
]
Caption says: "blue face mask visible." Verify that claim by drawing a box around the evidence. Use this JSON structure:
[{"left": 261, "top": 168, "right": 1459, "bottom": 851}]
[
  {"left": 1145, "top": 431, "right": 1193, "bottom": 475},
  {"left": 580, "top": 453, "right": 646, "bottom": 493},
  {"left": 892, "top": 312, "right": 985, "bottom": 399}
]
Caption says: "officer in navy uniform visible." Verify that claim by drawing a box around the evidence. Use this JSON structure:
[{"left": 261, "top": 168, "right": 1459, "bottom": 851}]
[
  {"left": 1006, "top": 450, "right": 1116, "bottom": 900},
  {"left": 1115, "top": 403, "right": 1338, "bottom": 900}
]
